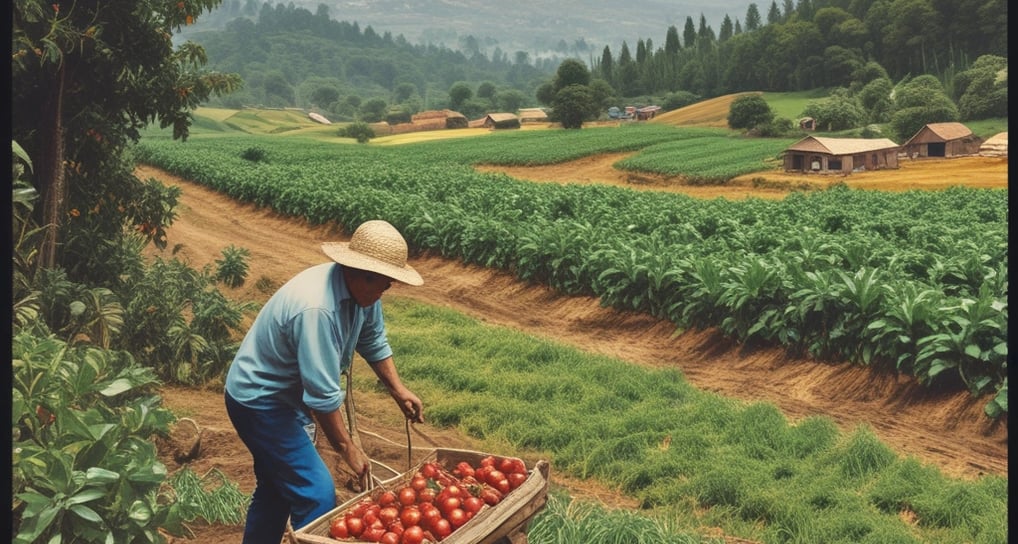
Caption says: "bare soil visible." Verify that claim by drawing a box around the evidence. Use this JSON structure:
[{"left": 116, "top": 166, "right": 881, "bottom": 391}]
[{"left": 143, "top": 156, "right": 1007, "bottom": 543}]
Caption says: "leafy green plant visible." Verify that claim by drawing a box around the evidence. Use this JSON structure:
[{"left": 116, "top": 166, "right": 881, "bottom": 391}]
[
  {"left": 11, "top": 332, "right": 181, "bottom": 543},
  {"left": 240, "top": 146, "right": 268, "bottom": 162},
  {"left": 340, "top": 121, "right": 375, "bottom": 143},
  {"left": 214, "top": 244, "right": 251, "bottom": 288}
]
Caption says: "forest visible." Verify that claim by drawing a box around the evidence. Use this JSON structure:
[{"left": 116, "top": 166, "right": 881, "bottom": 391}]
[{"left": 184, "top": 0, "right": 1007, "bottom": 123}]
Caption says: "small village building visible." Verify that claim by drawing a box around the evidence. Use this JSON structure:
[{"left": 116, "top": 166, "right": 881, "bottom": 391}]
[
  {"left": 411, "top": 109, "right": 468, "bottom": 129},
  {"left": 518, "top": 108, "right": 548, "bottom": 123},
  {"left": 482, "top": 113, "right": 521, "bottom": 129},
  {"left": 782, "top": 136, "right": 900, "bottom": 174},
  {"left": 635, "top": 105, "right": 661, "bottom": 120},
  {"left": 900, "top": 122, "right": 982, "bottom": 158}
]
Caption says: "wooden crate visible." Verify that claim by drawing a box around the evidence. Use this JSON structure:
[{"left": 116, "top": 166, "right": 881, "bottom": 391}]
[{"left": 295, "top": 448, "right": 550, "bottom": 544}]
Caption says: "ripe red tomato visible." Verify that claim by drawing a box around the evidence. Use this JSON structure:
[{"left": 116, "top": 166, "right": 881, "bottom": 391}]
[
  {"left": 420, "top": 462, "right": 440, "bottom": 479},
  {"left": 480, "top": 455, "right": 496, "bottom": 467},
  {"left": 417, "top": 487, "right": 436, "bottom": 504},
  {"left": 345, "top": 516, "right": 365, "bottom": 537},
  {"left": 420, "top": 505, "right": 442, "bottom": 529},
  {"left": 495, "top": 478, "right": 511, "bottom": 494},
  {"left": 430, "top": 518, "right": 452, "bottom": 539},
  {"left": 401, "top": 525, "right": 424, "bottom": 544},
  {"left": 485, "top": 470, "right": 505, "bottom": 486},
  {"left": 400, "top": 506, "right": 422, "bottom": 528},
  {"left": 508, "top": 458, "right": 528, "bottom": 474},
  {"left": 438, "top": 496, "right": 461, "bottom": 515},
  {"left": 410, "top": 475, "right": 428, "bottom": 492},
  {"left": 508, "top": 471, "right": 528, "bottom": 490},
  {"left": 379, "top": 506, "right": 400, "bottom": 526},
  {"left": 443, "top": 484, "right": 464, "bottom": 499},
  {"left": 329, "top": 517, "right": 349, "bottom": 539},
  {"left": 381, "top": 532, "right": 400, "bottom": 544},
  {"left": 378, "top": 490, "right": 397, "bottom": 507},
  {"left": 481, "top": 488, "right": 502, "bottom": 506},
  {"left": 498, "top": 457, "right": 516, "bottom": 474},
  {"left": 462, "top": 496, "right": 484, "bottom": 513},
  {"left": 398, "top": 486, "right": 417, "bottom": 506},
  {"left": 363, "top": 526, "right": 386, "bottom": 542},
  {"left": 447, "top": 507, "right": 468, "bottom": 528},
  {"left": 455, "top": 461, "right": 475, "bottom": 478}
]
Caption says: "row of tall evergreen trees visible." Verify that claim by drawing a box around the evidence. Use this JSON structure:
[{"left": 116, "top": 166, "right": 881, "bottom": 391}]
[
  {"left": 187, "top": 0, "right": 1006, "bottom": 113},
  {"left": 593, "top": 0, "right": 1007, "bottom": 99}
]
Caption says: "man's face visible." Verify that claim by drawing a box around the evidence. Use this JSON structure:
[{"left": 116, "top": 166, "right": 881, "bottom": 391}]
[{"left": 347, "top": 268, "right": 392, "bottom": 307}]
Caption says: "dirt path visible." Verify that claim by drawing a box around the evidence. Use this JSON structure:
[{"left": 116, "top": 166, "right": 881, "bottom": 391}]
[{"left": 142, "top": 158, "right": 1007, "bottom": 542}]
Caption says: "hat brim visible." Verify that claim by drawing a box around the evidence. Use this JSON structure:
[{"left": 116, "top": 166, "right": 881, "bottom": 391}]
[{"left": 321, "top": 242, "right": 424, "bottom": 286}]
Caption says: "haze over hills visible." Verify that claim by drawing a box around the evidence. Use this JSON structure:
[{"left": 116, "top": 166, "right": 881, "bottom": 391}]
[{"left": 193, "top": 0, "right": 750, "bottom": 59}]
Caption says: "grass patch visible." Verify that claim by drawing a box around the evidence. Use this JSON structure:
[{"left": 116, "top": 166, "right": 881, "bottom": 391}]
[{"left": 369, "top": 295, "right": 1008, "bottom": 544}]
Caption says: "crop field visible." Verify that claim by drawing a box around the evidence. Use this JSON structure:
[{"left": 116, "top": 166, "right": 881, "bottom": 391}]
[{"left": 132, "top": 114, "right": 1007, "bottom": 543}]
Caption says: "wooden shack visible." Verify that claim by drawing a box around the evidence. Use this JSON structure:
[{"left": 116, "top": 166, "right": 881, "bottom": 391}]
[
  {"left": 900, "top": 122, "right": 982, "bottom": 158},
  {"left": 782, "top": 136, "right": 900, "bottom": 174},
  {"left": 482, "top": 113, "right": 521, "bottom": 129}
]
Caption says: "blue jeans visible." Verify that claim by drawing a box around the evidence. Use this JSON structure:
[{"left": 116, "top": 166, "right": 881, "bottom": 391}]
[{"left": 225, "top": 392, "right": 336, "bottom": 543}]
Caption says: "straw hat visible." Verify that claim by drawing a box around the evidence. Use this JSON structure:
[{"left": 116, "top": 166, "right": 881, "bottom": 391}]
[{"left": 321, "top": 220, "right": 423, "bottom": 286}]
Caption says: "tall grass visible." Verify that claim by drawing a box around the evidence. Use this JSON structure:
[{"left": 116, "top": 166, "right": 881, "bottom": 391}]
[{"left": 354, "top": 296, "right": 1008, "bottom": 544}]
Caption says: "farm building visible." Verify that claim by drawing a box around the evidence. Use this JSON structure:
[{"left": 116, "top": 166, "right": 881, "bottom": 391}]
[
  {"left": 411, "top": 109, "right": 468, "bottom": 129},
  {"left": 635, "top": 105, "right": 661, "bottom": 120},
  {"left": 518, "top": 108, "right": 548, "bottom": 123},
  {"left": 900, "top": 122, "right": 982, "bottom": 158},
  {"left": 482, "top": 113, "right": 521, "bottom": 129},
  {"left": 979, "top": 132, "right": 1008, "bottom": 157},
  {"left": 782, "top": 136, "right": 900, "bottom": 173}
]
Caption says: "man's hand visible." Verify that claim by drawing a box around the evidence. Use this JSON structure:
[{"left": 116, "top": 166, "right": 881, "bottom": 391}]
[{"left": 339, "top": 448, "right": 372, "bottom": 492}]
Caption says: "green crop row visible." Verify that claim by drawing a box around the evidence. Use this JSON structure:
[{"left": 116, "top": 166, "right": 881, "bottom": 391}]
[{"left": 133, "top": 127, "right": 1007, "bottom": 416}]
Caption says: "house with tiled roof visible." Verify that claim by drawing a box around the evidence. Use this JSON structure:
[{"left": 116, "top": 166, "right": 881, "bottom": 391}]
[
  {"left": 782, "top": 136, "right": 900, "bottom": 174},
  {"left": 900, "top": 122, "right": 982, "bottom": 158}
]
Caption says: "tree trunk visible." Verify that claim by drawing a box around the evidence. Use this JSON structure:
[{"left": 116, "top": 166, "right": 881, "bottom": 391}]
[{"left": 37, "top": 62, "right": 66, "bottom": 271}]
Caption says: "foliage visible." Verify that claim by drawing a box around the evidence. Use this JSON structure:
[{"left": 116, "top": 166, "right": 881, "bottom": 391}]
[
  {"left": 727, "top": 95, "right": 774, "bottom": 130},
  {"left": 134, "top": 129, "right": 1008, "bottom": 415},
  {"left": 553, "top": 84, "right": 597, "bottom": 129},
  {"left": 888, "top": 75, "right": 960, "bottom": 141},
  {"left": 120, "top": 255, "right": 252, "bottom": 386},
  {"left": 12, "top": 0, "right": 241, "bottom": 272},
  {"left": 241, "top": 146, "right": 268, "bottom": 162},
  {"left": 12, "top": 331, "right": 182, "bottom": 543},
  {"left": 341, "top": 121, "right": 377, "bottom": 143},
  {"left": 801, "top": 89, "right": 865, "bottom": 131},
  {"left": 214, "top": 244, "right": 251, "bottom": 288}
]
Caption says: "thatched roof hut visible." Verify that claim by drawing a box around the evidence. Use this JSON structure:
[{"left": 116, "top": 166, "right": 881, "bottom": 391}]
[
  {"left": 901, "top": 122, "right": 982, "bottom": 158},
  {"left": 482, "top": 113, "right": 520, "bottom": 129},
  {"left": 979, "top": 132, "right": 1008, "bottom": 157},
  {"left": 782, "top": 136, "right": 900, "bottom": 173},
  {"left": 518, "top": 108, "right": 548, "bottom": 123},
  {"left": 411, "top": 109, "right": 468, "bottom": 129}
]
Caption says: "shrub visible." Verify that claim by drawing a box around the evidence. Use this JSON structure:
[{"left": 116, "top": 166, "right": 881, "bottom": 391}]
[
  {"left": 341, "top": 121, "right": 376, "bottom": 143},
  {"left": 215, "top": 245, "right": 251, "bottom": 288}
]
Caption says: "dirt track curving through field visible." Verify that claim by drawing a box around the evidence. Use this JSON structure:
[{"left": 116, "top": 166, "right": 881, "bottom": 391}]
[{"left": 142, "top": 157, "right": 1007, "bottom": 543}]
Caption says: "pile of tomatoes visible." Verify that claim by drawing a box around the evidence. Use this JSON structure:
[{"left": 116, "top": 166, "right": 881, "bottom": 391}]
[{"left": 328, "top": 455, "right": 530, "bottom": 543}]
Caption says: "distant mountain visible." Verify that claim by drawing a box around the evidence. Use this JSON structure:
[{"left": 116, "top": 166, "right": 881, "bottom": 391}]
[{"left": 189, "top": 0, "right": 750, "bottom": 59}]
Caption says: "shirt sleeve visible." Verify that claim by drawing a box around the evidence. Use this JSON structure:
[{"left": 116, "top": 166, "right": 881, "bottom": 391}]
[
  {"left": 294, "top": 307, "right": 345, "bottom": 413},
  {"left": 357, "top": 303, "right": 393, "bottom": 364}
]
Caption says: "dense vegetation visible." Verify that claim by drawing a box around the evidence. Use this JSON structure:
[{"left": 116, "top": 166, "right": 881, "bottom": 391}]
[
  {"left": 183, "top": 1, "right": 1007, "bottom": 129},
  {"left": 10, "top": 0, "right": 1007, "bottom": 541},
  {"left": 132, "top": 128, "right": 1008, "bottom": 418}
]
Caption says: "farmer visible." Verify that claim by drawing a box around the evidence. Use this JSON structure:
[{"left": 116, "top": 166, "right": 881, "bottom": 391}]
[{"left": 224, "top": 219, "right": 425, "bottom": 543}]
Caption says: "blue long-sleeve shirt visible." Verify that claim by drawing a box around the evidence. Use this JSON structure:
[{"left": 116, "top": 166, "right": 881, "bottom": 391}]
[{"left": 225, "top": 262, "right": 392, "bottom": 415}]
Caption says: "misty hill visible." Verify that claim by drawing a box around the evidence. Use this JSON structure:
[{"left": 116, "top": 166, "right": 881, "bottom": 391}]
[{"left": 179, "top": 0, "right": 749, "bottom": 60}]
